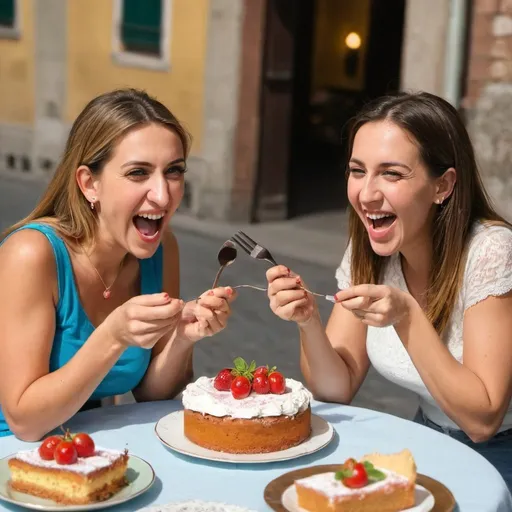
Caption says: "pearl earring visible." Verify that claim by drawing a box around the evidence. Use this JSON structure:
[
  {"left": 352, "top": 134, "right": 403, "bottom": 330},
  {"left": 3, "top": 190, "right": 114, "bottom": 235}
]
[{"left": 90, "top": 197, "right": 96, "bottom": 210}]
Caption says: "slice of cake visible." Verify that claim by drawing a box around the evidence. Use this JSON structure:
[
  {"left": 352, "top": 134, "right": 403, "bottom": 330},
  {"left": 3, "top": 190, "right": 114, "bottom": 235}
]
[
  {"left": 295, "top": 449, "right": 416, "bottom": 512},
  {"left": 8, "top": 430, "right": 129, "bottom": 504},
  {"left": 182, "top": 357, "right": 313, "bottom": 454}
]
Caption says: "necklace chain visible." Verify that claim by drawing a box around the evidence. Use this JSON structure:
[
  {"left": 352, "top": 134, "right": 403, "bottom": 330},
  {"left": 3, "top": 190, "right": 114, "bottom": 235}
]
[{"left": 78, "top": 242, "right": 125, "bottom": 299}]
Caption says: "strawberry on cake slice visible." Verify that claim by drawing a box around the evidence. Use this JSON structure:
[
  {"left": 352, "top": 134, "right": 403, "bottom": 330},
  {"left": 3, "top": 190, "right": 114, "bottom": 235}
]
[
  {"left": 294, "top": 449, "right": 417, "bottom": 512},
  {"left": 182, "top": 357, "right": 313, "bottom": 454}
]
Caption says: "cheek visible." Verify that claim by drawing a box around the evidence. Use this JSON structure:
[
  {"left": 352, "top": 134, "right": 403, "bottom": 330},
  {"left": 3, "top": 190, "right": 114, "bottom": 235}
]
[{"left": 347, "top": 178, "right": 360, "bottom": 206}]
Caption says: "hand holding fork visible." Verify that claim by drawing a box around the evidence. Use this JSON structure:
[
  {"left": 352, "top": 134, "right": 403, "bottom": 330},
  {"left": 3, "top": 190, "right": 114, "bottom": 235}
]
[{"left": 231, "top": 231, "right": 337, "bottom": 303}]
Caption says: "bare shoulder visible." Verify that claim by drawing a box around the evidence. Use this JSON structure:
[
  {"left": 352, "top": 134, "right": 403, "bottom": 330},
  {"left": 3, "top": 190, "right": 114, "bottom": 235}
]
[{"left": 0, "top": 228, "right": 57, "bottom": 274}]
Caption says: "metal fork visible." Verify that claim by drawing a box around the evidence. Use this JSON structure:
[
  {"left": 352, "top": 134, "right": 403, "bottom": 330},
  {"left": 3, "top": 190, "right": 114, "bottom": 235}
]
[
  {"left": 231, "top": 231, "right": 278, "bottom": 266},
  {"left": 230, "top": 230, "right": 336, "bottom": 303}
]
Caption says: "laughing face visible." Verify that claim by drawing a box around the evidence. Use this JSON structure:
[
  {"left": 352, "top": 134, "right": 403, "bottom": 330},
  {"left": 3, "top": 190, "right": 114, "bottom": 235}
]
[
  {"left": 347, "top": 121, "right": 440, "bottom": 257},
  {"left": 88, "top": 123, "right": 186, "bottom": 259}
]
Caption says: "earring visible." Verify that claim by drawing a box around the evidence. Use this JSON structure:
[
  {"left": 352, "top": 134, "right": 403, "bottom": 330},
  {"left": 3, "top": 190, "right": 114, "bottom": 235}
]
[
  {"left": 436, "top": 197, "right": 444, "bottom": 205},
  {"left": 90, "top": 197, "right": 96, "bottom": 210}
]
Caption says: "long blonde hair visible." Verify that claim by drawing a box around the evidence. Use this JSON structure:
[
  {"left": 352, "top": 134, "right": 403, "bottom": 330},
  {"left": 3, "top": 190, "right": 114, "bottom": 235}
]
[
  {"left": 346, "top": 92, "right": 510, "bottom": 334},
  {"left": 3, "top": 88, "right": 191, "bottom": 245}
]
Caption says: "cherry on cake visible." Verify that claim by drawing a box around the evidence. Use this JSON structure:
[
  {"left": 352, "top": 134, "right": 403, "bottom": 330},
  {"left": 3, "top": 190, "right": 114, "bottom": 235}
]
[
  {"left": 8, "top": 430, "right": 129, "bottom": 504},
  {"left": 294, "top": 449, "right": 417, "bottom": 512},
  {"left": 182, "top": 357, "right": 313, "bottom": 454}
]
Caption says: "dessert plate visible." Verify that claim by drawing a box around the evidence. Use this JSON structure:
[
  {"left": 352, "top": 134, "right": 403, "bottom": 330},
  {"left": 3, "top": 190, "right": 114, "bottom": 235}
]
[
  {"left": 279, "top": 484, "right": 435, "bottom": 512},
  {"left": 140, "top": 500, "right": 257, "bottom": 512},
  {"left": 0, "top": 453, "right": 155, "bottom": 511},
  {"left": 264, "top": 465, "right": 455, "bottom": 512},
  {"left": 154, "top": 410, "right": 334, "bottom": 464}
]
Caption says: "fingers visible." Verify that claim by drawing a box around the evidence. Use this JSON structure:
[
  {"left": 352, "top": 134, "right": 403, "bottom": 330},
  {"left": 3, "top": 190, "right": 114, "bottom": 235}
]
[
  {"left": 210, "top": 286, "right": 237, "bottom": 303},
  {"left": 268, "top": 275, "right": 302, "bottom": 296},
  {"left": 271, "top": 289, "right": 307, "bottom": 308},
  {"left": 275, "top": 297, "right": 309, "bottom": 319},
  {"left": 266, "top": 265, "right": 292, "bottom": 284},
  {"left": 335, "top": 285, "right": 386, "bottom": 303},
  {"left": 129, "top": 292, "right": 173, "bottom": 307},
  {"left": 338, "top": 295, "right": 374, "bottom": 312},
  {"left": 128, "top": 298, "right": 184, "bottom": 322}
]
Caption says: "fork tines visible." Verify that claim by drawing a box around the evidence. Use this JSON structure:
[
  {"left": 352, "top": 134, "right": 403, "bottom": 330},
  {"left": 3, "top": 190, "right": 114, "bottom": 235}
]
[{"left": 231, "top": 232, "right": 254, "bottom": 255}]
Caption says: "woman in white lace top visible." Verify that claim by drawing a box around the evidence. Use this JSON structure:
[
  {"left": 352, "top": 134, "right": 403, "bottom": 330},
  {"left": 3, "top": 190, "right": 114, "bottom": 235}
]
[{"left": 265, "top": 92, "right": 512, "bottom": 490}]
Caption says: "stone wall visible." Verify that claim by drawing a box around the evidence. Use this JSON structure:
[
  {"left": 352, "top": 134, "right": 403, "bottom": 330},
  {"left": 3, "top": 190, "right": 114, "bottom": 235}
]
[{"left": 465, "top": 0, "right": 512, "bottom": 221}]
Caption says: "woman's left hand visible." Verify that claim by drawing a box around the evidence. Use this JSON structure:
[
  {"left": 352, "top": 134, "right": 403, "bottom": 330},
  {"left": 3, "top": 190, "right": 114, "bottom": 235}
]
[
  {"left": 335, "top": 285, "right": 414, "bottom": 327},
  {"left": 176, "top": 286, "right": 237, "bottom": 344}
]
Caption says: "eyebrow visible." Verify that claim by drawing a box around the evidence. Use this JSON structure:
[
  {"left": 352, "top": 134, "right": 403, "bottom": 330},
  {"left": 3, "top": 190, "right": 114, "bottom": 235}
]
[
  {"left": 349, "top": 158, "right": 412, "bottom": 172},
  {"left": 121, "top": 158, "right": 186, "bottom": 168}
]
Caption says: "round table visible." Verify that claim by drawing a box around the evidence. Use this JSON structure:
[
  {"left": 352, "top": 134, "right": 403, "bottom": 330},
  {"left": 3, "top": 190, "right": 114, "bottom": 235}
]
[{"left": 0, "top": 400, "right": 511, "bottom": 512}]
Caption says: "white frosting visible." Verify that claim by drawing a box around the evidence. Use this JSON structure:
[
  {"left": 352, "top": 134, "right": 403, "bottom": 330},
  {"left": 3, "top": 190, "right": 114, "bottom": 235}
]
[
  {"left": 12, "top": 446, "right": 126, "bottom": 475},
  {"left": 295, "top": 469, "right": 410, "bottom": 500},
  {"left": 182, "top": 376, "right": 312, "bottom": 419}
]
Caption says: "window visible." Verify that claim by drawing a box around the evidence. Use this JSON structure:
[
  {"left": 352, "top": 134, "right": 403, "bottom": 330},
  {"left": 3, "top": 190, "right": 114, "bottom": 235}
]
[
  {"left": 0, "top": 0, "right": 20, "bottom": 39},
  {"left": 113, "top": 0, "right": 171, "bottom": 71}
]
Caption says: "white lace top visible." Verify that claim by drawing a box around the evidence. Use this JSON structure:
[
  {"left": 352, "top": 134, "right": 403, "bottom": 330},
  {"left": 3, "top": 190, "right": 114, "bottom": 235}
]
[{"left": 335, "top": 222, "right": 512, "bottom": 430}]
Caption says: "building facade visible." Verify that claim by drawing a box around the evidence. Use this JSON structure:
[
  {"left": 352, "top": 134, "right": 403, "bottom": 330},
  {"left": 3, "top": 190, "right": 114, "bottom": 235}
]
[{"left": 0, "top": 0, "right": 510, "bottom": 222}]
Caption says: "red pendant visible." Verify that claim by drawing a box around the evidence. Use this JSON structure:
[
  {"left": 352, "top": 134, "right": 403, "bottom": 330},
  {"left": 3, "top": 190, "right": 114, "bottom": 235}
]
[{"left": 103, "top": 289, "right": 111, "bottom": 299}]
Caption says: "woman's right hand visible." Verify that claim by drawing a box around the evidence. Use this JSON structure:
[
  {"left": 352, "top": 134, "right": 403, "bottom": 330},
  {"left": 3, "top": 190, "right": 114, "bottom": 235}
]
[
  {"left": 266, "top": 265, "right": 317, "bottom": 326},
  {"left": 104, "top": 293, "right": 185, "bottom": 350}
]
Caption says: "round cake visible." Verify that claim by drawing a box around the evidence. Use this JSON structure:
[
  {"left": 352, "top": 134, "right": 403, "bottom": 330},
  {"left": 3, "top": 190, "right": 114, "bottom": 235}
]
[{"left": 182, "top": 375, "right": 313, "bottom": 454}]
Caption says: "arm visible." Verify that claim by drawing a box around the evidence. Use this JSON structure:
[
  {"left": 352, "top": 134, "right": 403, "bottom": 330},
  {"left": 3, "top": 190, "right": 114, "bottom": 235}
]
[
  {"left": 133, "top": 229, "right": 193, "bottom": 402},
  {"left": 396, "top": 291, "right": 512, "bottom": 442},
  {"left": 299, "top": 303, "right": 370, "bottom": 403},
  {"left": 0, "top": 231, "right": 125, "bottom": 441}
]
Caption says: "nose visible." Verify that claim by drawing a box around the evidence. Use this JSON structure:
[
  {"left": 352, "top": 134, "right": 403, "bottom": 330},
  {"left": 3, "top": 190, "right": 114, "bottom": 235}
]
[
  {"left": 359, "top": 175, "right": 383, "bottom": 205},
  {"left": 146, "top": 174, "right": 170, "bottom": 207}
]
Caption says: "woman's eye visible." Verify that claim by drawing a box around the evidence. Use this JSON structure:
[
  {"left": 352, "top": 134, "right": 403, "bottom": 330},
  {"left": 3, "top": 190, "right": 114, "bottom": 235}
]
[
  {"left": 127, "top": 168, "right": 147, "bottom": 177},
  {"left": 166, "top": 166, "right": 187, "bottom": 177},
  {"left": 383, "top": 170, "right": 402, "bottom": 178},
  {"left": 349, "top": 168, "right": 365, "bottom": 175}
]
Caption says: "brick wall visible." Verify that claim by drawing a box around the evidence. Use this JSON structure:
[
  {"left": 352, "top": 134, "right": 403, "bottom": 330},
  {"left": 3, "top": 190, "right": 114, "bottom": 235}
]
[{"left": 464, "top": 0, "right": 512, "bottom": 221}]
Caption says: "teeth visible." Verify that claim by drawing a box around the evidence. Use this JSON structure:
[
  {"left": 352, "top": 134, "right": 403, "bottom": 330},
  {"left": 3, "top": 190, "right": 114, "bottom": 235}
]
[
  {"left": 366, "top": 213, "right": 394, "bottom": 220},
  {"left": 137, "top": 213, "right": 165, "bottom": 220}
]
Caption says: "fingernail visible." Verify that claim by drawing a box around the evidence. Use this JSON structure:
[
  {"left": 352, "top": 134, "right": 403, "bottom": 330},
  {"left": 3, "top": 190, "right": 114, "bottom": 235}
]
[
  {"left": 296, "top": 276, "right": 301, "bottom": 284},
  {"left": 163, "top": 293, "right": 169, "bottom": 300},
  {"left": 208, "top": 290, "right": 214, "bottom": 296},
  {"left": 226, "top": 287, "right": 233, "bottom": 296},
  {"left": 287, "top": 267, "right": 291, "bottom": 275}
]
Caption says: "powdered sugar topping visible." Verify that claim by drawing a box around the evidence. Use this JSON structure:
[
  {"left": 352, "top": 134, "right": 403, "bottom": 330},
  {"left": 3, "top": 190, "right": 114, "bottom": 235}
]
[
  {"left": 295, "top": 469, "right": 410, "bottom": 499},
  {"left": 12, "top": 446, "right": 126, "bottom": 475},
  {"left": 182, "top": 376, "right": 312, "bottom": 419}
]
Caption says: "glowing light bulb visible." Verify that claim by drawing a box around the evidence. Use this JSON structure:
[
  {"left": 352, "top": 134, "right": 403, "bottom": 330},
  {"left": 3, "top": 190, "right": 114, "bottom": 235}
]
[{"left": 345, "top": 32, "right": 361, "bottom": 50}]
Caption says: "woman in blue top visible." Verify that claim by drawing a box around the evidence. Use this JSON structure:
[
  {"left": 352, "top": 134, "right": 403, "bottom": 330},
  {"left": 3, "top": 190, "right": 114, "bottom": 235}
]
[{"left": 0, "top": 88, "right": 236, "bottom": 441}]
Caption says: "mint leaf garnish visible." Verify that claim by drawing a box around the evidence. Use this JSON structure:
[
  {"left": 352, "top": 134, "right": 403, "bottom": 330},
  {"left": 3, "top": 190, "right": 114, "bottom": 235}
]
[
  {"left": 248, "top": 360, "right": 256, "bottom": 373},
  {"left": 362, "top": 461, "right": 386, "bottom": 482},
  {"left": 334, "top": 469, "right": 352, "bottom": 480}
]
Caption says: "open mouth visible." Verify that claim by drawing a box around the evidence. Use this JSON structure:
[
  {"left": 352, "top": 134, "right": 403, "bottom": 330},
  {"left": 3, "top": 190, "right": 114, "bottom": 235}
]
[
  {"left": 132, "top": 212, "right": 166, "bottom": 241},
  {"left": 367, "top": 213, "right": 397, "bottom": 230}
]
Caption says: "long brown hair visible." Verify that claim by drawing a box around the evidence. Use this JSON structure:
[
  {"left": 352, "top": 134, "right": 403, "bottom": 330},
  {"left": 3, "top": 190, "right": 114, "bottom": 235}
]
[
  {"left": 346, "top": 91, "right": 509, "bottom": 334},
  {"left": 2, "top": 88, "right": 191, "bottom": 245}
]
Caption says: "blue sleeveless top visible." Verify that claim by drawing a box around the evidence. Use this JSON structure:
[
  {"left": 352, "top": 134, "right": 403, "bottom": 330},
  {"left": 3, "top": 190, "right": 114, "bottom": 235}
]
[{"left": 0, "top": 223, "right": 163, "bottom": 437}]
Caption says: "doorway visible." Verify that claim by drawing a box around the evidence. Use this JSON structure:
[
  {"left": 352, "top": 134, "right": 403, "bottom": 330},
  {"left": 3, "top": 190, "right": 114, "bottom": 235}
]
[{"left": 254, "top": 0, "right": 406, "bottom": 221}]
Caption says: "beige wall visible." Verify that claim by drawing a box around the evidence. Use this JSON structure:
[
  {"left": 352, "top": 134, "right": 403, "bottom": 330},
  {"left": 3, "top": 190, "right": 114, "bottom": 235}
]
[
  {"left": 66, "top": 0, "right": 209, "bottom": 154},
  {"left": 0, "top": 0, "right": 35, "bottom": 124}
]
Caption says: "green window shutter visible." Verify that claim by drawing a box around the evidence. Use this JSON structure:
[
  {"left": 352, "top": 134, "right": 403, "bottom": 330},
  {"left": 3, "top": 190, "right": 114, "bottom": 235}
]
[
  {"left": 121, "top": 0, "right": 162, "bottom": 56},
  {"left": 0, "top": 0, "right": 15, "bottom": 27}
]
